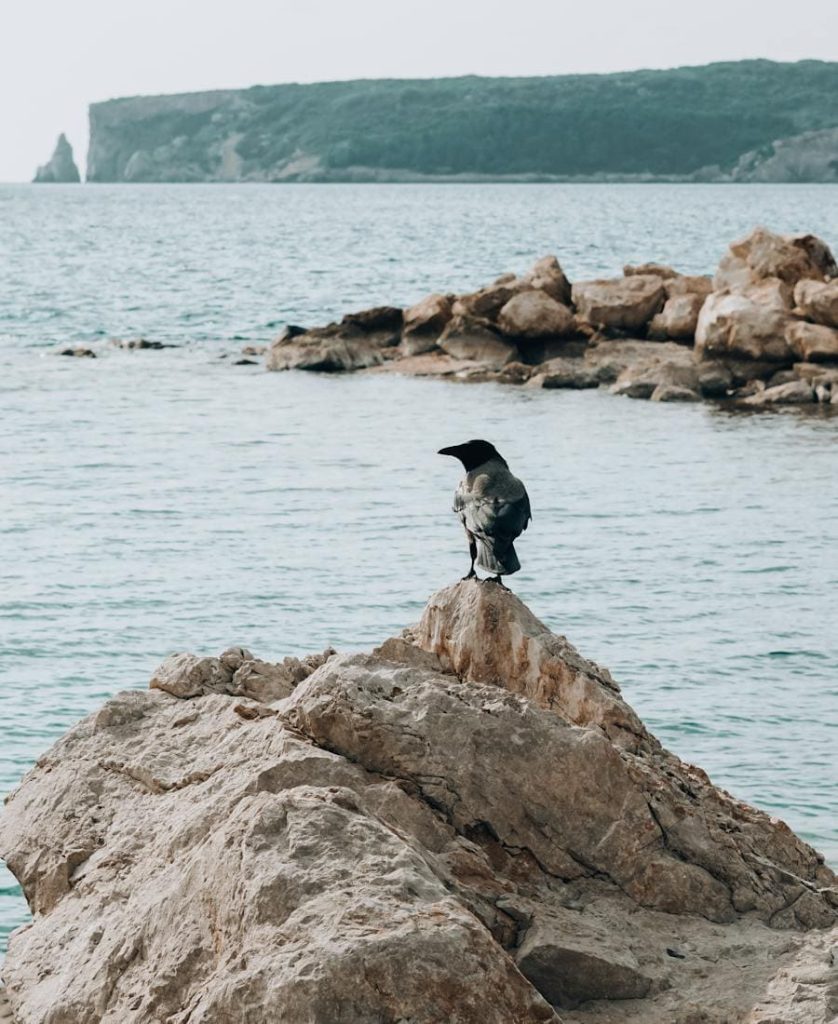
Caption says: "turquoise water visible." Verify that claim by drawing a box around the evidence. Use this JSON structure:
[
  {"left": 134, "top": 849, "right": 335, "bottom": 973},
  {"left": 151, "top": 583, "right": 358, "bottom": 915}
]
[{"left": 1, "top": 184, "right": 837, "bottom": 951}]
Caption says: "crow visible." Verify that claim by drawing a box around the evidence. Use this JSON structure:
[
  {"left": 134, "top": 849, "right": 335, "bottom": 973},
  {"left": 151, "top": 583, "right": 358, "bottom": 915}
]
[{"left": 438, "top": 439, "right": 531, "bottom": 586}]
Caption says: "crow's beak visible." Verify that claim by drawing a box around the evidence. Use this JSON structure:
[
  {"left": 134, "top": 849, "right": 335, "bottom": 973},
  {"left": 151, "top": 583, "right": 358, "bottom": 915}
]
[{"left": 438, "top": 445, "right": 459, "bottom": 457}]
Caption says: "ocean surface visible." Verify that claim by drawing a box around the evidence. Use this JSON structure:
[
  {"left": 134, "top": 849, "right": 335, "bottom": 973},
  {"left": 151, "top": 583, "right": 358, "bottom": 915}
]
[{"left": 1, "top": 183, "right": 837, "bottom": 952}]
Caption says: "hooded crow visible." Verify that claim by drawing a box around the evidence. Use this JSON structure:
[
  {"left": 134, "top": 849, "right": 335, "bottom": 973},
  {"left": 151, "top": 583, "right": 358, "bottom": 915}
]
[{"left": 438, "top": 439, "right": 531, "bottom": 585}]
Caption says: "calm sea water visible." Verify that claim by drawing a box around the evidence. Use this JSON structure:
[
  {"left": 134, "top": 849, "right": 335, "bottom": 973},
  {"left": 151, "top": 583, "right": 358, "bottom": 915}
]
[{"left": 1, "top": 184, "right": 837, "bottom": 952}]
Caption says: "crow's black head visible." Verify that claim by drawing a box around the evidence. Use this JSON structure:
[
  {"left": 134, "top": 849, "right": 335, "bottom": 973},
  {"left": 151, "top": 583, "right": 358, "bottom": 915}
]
[{"left": 437, "top": 439, "right": 507, "bottom": 471}]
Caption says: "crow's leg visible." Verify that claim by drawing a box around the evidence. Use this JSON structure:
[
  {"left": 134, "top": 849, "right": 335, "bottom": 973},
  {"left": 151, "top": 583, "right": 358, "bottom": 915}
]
[
  {"left": 484, "top": 574, "right": 509, "bottom": 589},
  {"left": 461, "top": 533, "right": 478, "bottom": 581}
]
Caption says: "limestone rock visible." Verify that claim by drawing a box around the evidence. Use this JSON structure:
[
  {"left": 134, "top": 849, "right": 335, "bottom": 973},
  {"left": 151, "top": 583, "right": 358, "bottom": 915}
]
[
  {"left": 266, "top": 319, "right": 399, "bottom": 372},
  {"left": 786, "top": 320, "right": 838, "bottom": 363},
  {"left": 453, "top": 282, "right": 521, "bottom": 320},
  {"left": 516, "top": 915, "right": 652, "bottom": 1008},
  {"left": 2, "top": 583, "right": 836, "bottom": 1024},
  {"left": 584, "top": 339, "right": 697, "bottom": 388},
  {"left": 437, "top": 314, "right": 519, "bottom": 367},
  {"left": 794, "top": 278, "right": 838, "bottom": 329},
  {"left": 572, "top": 275, "right": 666, "bottom": 332},
  {"left": 714, "top": 227, "right": 837, "bottom": 292},
  {"left": 611, "top": 360, "right": 699, "bottom": 401},
  {"left": 742, "top": 380, "right": 816, "bottom": 406},
  {"left": 648, "top": 293, "right": 706, "bottom": 341},
  {"left": 340, "top": 305, "right": 403, "bottom": 333},
  {"left": 664, "top": 275, "right": 714, "bottom": 298},
  {"left": 526, "top": 357, "right": 600, "bottom": 389},
  {"left": 695, "top": 292, "right": 795, "bottom": 364},
  {"left": 33, "top": 133, "right": 80, "bottom": 183},
  {"left": 497, "top": 289, "right": 575, "bottom": 339},
  {"left": 522, "top": 255, "right": 573, "bottom": 305},
  {"left": 401, "top": 293, "right": 453, "bottom": 354},
  {"left": 624, "top": 262, "right": 679, "bottom": 279},
  {"left": 650, "top": 383, "right": 701, "bottom": 402}
]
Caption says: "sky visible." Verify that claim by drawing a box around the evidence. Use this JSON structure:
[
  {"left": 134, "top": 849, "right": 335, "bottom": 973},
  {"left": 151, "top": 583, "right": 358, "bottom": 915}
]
[{"left": 2, "top": 0, "right": 838, "bottom": 182}]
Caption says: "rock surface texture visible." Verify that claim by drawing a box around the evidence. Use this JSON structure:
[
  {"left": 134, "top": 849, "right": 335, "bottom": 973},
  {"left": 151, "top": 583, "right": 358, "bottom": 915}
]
[
  {"left": 1, "top": 583, "right": 836, "bottom": 1024},
  {"left": 32, "top": 134, "right": 81, "bottom": 183},
  {"left": 265, "top": 229, "right": 838, "bottom": 411}
]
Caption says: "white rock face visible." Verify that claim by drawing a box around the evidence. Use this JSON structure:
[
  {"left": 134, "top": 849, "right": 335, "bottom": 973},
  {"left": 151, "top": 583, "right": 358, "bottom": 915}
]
[
  {"left": 1, "top": 583, "right": 836, "bottom": 1024},
  {"left": 695, "top": 292, "right": 795, "bottom": 364}
]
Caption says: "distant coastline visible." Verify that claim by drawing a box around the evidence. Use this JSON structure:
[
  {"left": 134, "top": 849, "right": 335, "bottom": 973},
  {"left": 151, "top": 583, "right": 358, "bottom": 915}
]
[{"left": 81, "top": 60, "right": 838, "bottom": 184}]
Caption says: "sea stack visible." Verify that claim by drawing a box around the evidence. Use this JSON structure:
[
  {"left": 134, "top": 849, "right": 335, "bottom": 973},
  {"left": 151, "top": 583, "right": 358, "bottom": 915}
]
[
  {"left": 32, "top": 134, "right": 81, "bottom": 183},
  {"left": 1, "top": 582, "right": 836, "bottom": 1022}
]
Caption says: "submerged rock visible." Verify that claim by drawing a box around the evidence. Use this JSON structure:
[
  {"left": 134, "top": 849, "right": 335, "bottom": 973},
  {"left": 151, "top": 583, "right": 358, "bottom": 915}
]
[
  {"left": 1, "top": 583, "right": 835, "bottom": 1023},
  {"left": 266, "top": 316, "right": 400, "bottom": 372},
  {"left": 32, "top": 134, "right": 80, "bottom": 183}
]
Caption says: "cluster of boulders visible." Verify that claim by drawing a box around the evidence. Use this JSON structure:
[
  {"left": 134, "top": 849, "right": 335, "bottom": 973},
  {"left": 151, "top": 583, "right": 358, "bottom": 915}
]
[
  {"left": 266, "top": 227, "right": 838, "bottom": 409},
  {"left": 1, "top": 582, "right": 836, "bottom": 1023}
]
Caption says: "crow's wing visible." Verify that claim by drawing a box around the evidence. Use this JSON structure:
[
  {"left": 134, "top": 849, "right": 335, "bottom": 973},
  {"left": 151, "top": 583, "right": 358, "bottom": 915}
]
[{"left": 462, "top": 489, "right": 531, "bottom": 544}]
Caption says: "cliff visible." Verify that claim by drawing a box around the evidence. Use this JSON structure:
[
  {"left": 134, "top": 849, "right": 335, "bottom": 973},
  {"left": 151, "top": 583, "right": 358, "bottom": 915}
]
[
  {"left": 85, "top": 60, "right": 838, "bottom": 183},
  {"left": 32, "top": 134, "right": 80, "bottom": 184},
  {"left": 1, "top": 582, "right": 836, "bottom": 1022}
]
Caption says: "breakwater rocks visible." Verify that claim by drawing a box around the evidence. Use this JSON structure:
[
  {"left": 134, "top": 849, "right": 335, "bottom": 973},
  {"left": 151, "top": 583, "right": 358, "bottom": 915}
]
[
  {"left": 1, "top": 582, "right": 836, "bottom": 1023},
  {"left": 266, "top": 227, "right": 838, "bottom": 409}
]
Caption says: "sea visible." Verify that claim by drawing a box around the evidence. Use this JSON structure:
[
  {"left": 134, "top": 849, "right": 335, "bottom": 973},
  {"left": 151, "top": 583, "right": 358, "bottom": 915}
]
[{"left": 1, "top": 183, "right": 837, "bottom": 952}]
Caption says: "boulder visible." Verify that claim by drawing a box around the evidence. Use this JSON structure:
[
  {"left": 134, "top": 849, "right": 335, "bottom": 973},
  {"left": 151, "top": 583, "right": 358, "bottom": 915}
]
[
  {"left": 786, "top": 320, "right": 838, "bottom": 363},
  {"left": 696, "top": 360, "right": 734, "bottom": 397},
  {"left": 624, "top": 262, "right": 679, "bottom": 278},
  {"left": 794, "top": 278, "right": 838, "bottom": 329},
  {"left": 714, "top": 227, "right": 837, "bottom": 292},
  {"left": 742, "top": 380, "right": 816, "bottom": 406},
  {"left": 664, "top": 274, "right": 714, "bottom": 298},
  {"left": 58, "top": 347, "right": 96, "bottom": 358},
  {"left": 647, "top": 293, "right": 706, "bottom": 341},
  {"left": 695, "top": 292, "right": 795, "bottom": 364},
  {"left": 572, "top": 275, "right": 666, "bottom": 332},
  {"left": 401, "top": 293, "right": 453, "bottom": 355},
  {"left": 1, "top": 583, "right": 836, "bottom": 1023},
  {"left": 516, "top": 916, "right": 652, "bottom": 1009},
  {"left": 437, "top": 314, "right": 519, "bottom": 367},
  {"left": 341, "top": 305, "right": 403, "bottom": 332},
  {"left": 266, "top": 320, "right": 399, "bottom": 372},
  {"left": 522, "top": 255, "right": 572, "bottom": 305},
  {"left": 526, "top": 357, "right": 600, "bottom": 390},
  {"left": 453, "top": 282, "right": 521, "bottom": 320},
  {"left": 584, "top": 338, "right": 696, "bottom": 386},
  {"left": 611, "top": 360, "right": 700, "bottom": 401},
  {"left": 32, "top": 133, "right": 80, "bottom": 183},
  {"left": 496, "top": 289, "right": 575, "bottom": 339}
]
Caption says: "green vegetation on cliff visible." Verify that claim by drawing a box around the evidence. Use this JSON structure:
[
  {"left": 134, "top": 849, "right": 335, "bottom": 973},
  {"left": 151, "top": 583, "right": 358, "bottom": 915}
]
[{"left": 87, "top": 60, "right": 838, "bottom": 183}]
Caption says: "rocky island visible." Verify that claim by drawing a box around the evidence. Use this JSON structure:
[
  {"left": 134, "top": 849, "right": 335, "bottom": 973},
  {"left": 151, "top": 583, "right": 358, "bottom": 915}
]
[
  {"left": 265, "top": 226, "right": 838, "bottom": 409},
  {"left": 32, "top": 134, "right": 80, "bottom": 184},
  {"left": 1, "top": 582, "right": 836, "bottom": 1022}
]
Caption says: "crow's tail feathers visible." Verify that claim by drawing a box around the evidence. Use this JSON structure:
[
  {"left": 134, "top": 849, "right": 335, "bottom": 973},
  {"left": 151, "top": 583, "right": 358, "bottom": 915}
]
[{"left": 475, "top": 537, "right": 520, "bottom": 576}]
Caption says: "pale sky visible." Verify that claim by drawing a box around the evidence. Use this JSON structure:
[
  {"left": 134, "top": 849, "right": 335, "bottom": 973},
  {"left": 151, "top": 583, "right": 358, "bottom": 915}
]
[{"left": 2, "top": 0, "right": 838, "bottom": 182}]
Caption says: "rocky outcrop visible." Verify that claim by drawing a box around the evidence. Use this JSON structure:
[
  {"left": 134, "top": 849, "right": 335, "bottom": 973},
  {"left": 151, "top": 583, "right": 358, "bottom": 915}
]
[
  {"left": 1, "top": 583, "right": 836, "bottom": 1023},
  {"left": 262, "top": 230, "right": 838, "bottom": 410},
  {"left": 32, "top": 134, "right": 80, "bottom": 183}
]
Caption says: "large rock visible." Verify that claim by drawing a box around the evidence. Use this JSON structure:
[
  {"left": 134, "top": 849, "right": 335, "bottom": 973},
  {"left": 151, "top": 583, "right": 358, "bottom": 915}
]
[
  {"left": 266, "top": 317, "right": 400, "bottom": 372},
  {"left": 1, "top": 584, "right": 836, "bottom": 1024},
  {"left": 572, "top": 275, "right": 666, "bottom": 332},
  {"left": 611, "top": 360, "right": 700, "bottom": 401},
  {"left": 794, "top": 278, "right": 838, "bottom": 329},
  {"left": 401, "top": 293, "right": 453, "bottom": 354},
  {"left": 497, "top": 289, "right": 575, "bottom": 340},
  {"left": 32, "top": 133, "right": 80, "bottom": 183},
  {"left": 786, "top": 320, "right": 838, "bottom": 363},
  {"left": 437, "top": 314, "right": 519, "bottom": 367},
  {"left": 452, "top": 282, "right": 521, "bottom": 321},
  {"left": 742, "top": 380, "right": 816, "bottom": 406},
  {"left": 714, "top": 227, "right": 837, "bottom": 293},
  {"left": 695, "top": 292, "right": 795, "bottom": 364},
  {"left": 522, "top": 255, "right": 573, "bottom": 305},
  {"left": 647, "top": 293, "right": 706, "bottom": 341}
]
